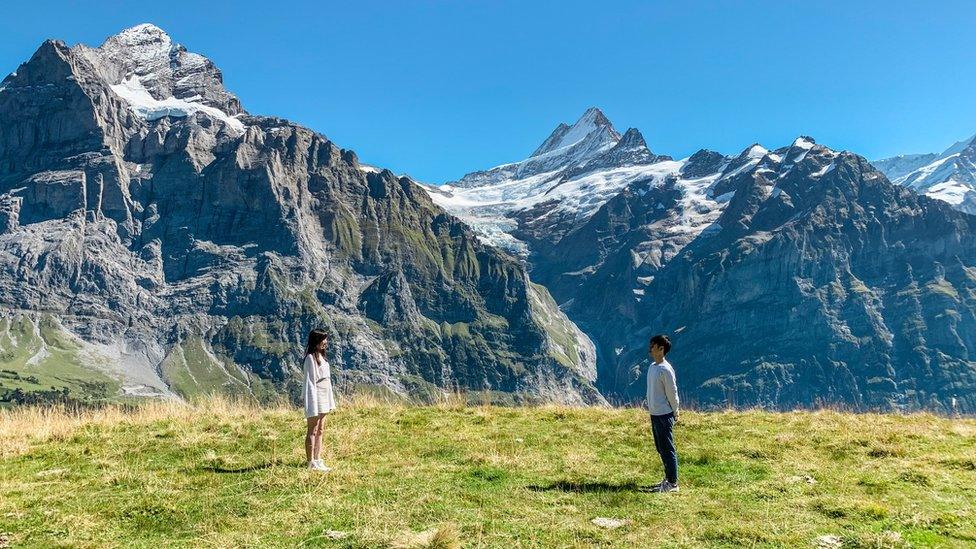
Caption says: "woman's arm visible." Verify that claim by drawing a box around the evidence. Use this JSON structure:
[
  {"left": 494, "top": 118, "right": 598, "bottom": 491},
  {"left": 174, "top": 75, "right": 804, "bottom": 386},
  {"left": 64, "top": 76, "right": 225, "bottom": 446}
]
[{"left": 303, "top": 354, "right": 319, "bottom": 412}]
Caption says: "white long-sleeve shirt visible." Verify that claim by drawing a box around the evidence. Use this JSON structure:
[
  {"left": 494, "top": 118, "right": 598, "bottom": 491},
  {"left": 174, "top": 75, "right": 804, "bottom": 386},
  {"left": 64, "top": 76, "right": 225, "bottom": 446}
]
[
  {"left": 646, "top": 359, "right": 679, "bottom": 416},
  {"left": 303, "top": 353, "right": 336, "bottom": 417}
]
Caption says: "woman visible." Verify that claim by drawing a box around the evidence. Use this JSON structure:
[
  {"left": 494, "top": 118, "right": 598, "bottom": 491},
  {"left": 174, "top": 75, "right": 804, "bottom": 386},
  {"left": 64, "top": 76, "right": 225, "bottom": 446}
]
[{"left": 303, "top": 328, "right": 336, "bottom": 472}]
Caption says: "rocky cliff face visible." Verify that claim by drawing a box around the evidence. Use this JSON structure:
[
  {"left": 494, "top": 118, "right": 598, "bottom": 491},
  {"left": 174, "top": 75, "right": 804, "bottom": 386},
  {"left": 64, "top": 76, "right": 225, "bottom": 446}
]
[{"left": 0, "top": 25, "right": 601, "bottom": 405}]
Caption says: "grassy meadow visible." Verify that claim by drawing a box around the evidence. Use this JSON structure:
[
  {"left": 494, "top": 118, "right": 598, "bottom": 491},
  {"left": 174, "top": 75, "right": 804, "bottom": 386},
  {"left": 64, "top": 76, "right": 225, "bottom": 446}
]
[{"left": 1, "top": 396, "right": 974, "bottom": 548}]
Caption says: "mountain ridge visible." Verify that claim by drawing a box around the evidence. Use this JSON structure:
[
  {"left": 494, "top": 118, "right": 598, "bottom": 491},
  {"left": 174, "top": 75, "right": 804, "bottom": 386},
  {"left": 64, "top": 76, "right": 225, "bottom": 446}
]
[
  {"left": 424, "top": 107, "right": 673, "bottom": 254},
  {"left": 873, "top": 133, "right": 976, "bottom": 214}
]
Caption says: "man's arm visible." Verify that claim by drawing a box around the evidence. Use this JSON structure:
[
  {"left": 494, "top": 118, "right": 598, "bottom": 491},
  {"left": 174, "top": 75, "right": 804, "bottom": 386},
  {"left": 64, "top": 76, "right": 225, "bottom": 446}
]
[{"left": 662, "top": 368, "right": 679, "bottom": 419}]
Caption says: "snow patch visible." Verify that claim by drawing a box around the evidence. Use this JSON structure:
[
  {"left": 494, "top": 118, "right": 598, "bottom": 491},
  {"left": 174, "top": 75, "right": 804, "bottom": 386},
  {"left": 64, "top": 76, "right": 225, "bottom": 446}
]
[
  {"left": 111, "top": 75, "right": 245, "bottom": 134},
  {"left": 426, "top": 159, "right": 684, "bottom": 252},
  {"left": 926, "top": 179, "right": 972, "bottom": 205},
  {"left": 811, "top": 161, "right": 836, "bottom": 178},
  {"left": 791, "top": 137, "right": 815, "bottom": 150},
  {"left": 746, "top": 144, "right": 768, "bottom": 158}
]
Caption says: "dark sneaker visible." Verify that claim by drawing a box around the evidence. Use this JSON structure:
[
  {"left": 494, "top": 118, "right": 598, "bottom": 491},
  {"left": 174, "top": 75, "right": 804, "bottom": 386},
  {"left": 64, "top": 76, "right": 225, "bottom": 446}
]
[{"left": 652, "top": 480, "right": 679, "bottom": 493}]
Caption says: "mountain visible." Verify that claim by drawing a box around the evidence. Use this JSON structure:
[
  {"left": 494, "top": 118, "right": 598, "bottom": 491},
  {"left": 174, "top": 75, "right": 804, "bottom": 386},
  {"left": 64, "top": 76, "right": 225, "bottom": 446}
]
[
  {"left": 0, "top": 25, "right": 602, "bottom": 405},
  {"left": 554, "top": 136, "right": 976, "bottom": 412},
  {"left": 529, "top": 144, "right": 762, "bottom": 313},
  {"left": 423, "top": 108, "right": 673, "bottom": 254},
  {"left": 873, "top": 134, "right": 976, "bottom": 214},
  {"left": 430, "top": 111, "right": 976, "bottom": 412}
]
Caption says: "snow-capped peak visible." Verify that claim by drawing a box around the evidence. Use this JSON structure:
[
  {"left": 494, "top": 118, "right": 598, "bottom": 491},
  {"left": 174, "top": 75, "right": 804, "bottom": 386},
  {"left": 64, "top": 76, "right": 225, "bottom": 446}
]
[
  {"left": 791, "top": 136, "right": 816, "bottom": 150},
  {"left": 744, "top": 144, "right": 768, "bottom": 159},
  {"left": 96, "top": 24, "right": 173, "bottom": 83},
  {"left": 531, "top": 107, "right": 618, "bottom": 158},
  {"left": 449, "top": 107, "right": 624, "bottom": 190},
  {"left": 426, "top": 108, "right": 674, "bottom": 253},
  {"left": 110, "top": 23, "right": 171, "bottom": 46},
  {"left": 80, "top": 23, "right": 246, "bottom": 133},
  {"left": 873, "top": 132, "right": 976, "bottom": 214}
]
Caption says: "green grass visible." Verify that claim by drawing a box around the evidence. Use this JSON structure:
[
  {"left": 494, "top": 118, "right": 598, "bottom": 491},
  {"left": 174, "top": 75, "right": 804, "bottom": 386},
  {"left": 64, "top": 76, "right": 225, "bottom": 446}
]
[
  {"left": 158, "top": 338, "right": 277, "bottom": 403},
  {"left": 1, "top": 399, "right": 974, "bottom": 547}
]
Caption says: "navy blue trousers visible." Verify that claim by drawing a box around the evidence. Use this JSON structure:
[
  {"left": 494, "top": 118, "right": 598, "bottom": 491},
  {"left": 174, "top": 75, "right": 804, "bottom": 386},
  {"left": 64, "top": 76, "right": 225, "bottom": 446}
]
[{"left": 651, "top": 412, "right": 678, "bottom": 484}]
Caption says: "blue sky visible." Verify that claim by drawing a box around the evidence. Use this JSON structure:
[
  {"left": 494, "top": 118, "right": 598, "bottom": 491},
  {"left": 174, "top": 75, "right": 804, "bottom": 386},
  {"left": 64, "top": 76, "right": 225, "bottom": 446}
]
[{"left": 3, "top": 1, "right": 975, "bottom": 182}]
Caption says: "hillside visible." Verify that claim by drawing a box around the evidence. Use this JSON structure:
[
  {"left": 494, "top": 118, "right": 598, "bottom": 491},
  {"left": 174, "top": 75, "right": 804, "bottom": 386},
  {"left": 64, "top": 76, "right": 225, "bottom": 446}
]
[
  {"left": 556, "top": 138, "right": 976, "bottom": 412},
  {"left": 2, "top": 399, "right": 974, "bottom": 547}
]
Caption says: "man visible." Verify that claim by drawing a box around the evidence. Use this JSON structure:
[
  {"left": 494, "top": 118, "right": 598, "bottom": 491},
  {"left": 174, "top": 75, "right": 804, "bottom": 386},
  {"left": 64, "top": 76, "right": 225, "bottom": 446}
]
[{"left": 647, "top": 334, "right": 679, "bottom": 493}]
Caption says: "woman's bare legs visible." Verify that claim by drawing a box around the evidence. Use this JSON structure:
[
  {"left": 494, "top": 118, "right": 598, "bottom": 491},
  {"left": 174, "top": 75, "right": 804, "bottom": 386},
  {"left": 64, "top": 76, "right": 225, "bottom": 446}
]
[
  {"left": 305, "top": 415, "right": 320, "bottom": 463},
  {"left": 312, "top": 414, "right": 326, "bottom": 461}
]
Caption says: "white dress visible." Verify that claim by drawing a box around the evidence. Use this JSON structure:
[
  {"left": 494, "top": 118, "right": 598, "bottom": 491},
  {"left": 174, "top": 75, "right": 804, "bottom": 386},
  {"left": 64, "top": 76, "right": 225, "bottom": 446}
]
[{"left": 303, "top": 353, "right": 336, "bottom": 417}]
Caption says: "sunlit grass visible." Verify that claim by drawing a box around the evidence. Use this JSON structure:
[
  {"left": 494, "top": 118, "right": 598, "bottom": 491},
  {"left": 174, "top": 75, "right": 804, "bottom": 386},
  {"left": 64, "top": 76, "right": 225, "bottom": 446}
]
[{"left": 1, "top": 396, "right": 974, "bottom": 547}]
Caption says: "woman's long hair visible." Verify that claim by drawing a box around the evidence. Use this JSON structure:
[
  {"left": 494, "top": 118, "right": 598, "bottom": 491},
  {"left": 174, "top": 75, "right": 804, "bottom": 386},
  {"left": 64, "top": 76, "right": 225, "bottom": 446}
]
[{"left": 304, "top": 329, "right": 329, "bottom": 359}]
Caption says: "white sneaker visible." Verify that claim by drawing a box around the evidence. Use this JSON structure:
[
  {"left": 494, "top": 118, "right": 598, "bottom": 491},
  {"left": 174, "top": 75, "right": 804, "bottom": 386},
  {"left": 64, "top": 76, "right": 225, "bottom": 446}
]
[
  {"left": 308, "top": 460, "right": 329, "bottom": 472},
  {"left": 314, "top": 459, "right": 331, "bottom": 473}
]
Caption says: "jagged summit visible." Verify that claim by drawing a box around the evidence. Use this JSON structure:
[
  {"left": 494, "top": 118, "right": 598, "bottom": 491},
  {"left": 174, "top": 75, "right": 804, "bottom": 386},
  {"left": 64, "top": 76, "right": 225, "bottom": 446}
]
[
  {"left": 739, "top": 143, "right": 769, "bottom": 159},
  {"left": 563, "top": 127, "right": 671, "bottom": 180},
  {"left": 73, "top": 23, "right": 245, "bottom": 128},
  {"left": 426, "top": 108, "right": 676, "bottom": 253},
  {"left": 92, "top": 23, "right": 176, "bottom": 88},
  {"left": 618, "top": 127, "right": 645, "bottom": 146},
  {"left": 530, "top": 107, "right": 619, "bottom": 158},
  {"left": 792, "top": 135, "right": 816, "bottom": 147},
  {"left": 102, "top": 23, "right": 171, "bottom": 52}
]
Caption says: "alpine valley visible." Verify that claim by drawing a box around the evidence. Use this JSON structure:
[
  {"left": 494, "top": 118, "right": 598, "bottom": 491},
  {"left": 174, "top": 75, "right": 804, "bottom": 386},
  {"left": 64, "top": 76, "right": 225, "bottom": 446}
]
[{"left": 2, "top": 25, "right": 975, "bottom": 413}]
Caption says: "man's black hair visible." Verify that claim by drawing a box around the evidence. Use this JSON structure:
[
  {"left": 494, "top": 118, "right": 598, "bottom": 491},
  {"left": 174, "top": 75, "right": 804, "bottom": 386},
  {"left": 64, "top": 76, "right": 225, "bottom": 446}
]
[{"left": 649, "top": 334, "right": 672, "bottom": 356}]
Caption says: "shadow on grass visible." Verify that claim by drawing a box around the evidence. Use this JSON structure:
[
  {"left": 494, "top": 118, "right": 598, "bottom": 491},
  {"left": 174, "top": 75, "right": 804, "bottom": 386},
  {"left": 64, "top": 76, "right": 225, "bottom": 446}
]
[
  {"left": 527, "top": 480, "right": 657, "bottom": 493},
  {"left": 199, "top": 459, "right": 284, "bottom": 474}
]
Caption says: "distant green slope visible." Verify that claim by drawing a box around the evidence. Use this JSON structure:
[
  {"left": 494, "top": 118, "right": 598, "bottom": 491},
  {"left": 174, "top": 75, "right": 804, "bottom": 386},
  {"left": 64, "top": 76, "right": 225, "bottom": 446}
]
[
  {"left": 0, "top": 315, "right": 119, "bottom": 407},
  {"left": 159, "top": 337, "right": 277, "bottom": 402},
  {"left": 0, "top": 315, "right": 286, "bottom": 407},
  {"left": 1, "top": 400, "right": 973, "bottom": 547}
]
